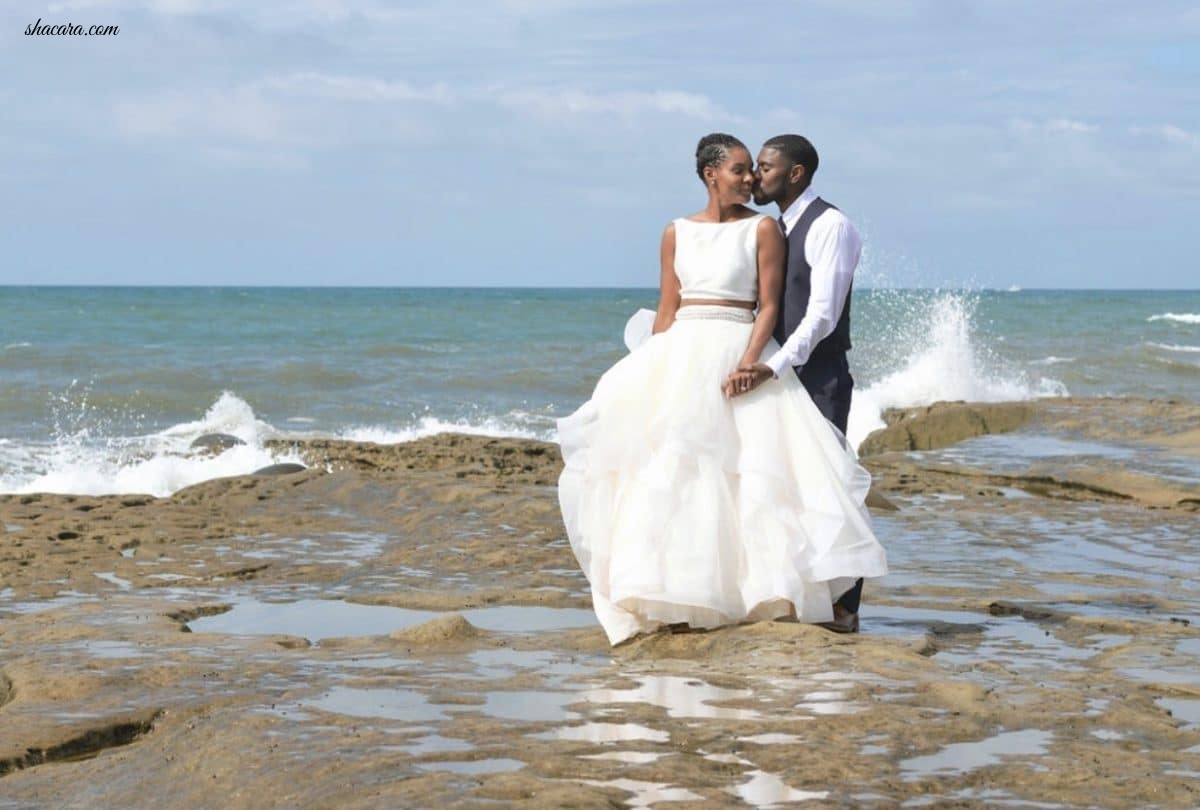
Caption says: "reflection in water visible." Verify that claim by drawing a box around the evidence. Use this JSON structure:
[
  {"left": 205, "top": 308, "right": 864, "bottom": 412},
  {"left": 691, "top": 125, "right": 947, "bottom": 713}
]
[
  {"left": 795, "top": 686, "right": 861, "bottom": 716},
  {"left": 730, "top": 770, "right": 829, "bottom": 805},
  {"left": 537, "top": 722, "right": 669, "bottom": 743},
  {"left": 578, "top": 778, "right": 702, "bottom": 807},
  {"left": 581, "top": 675, "right": 759, "bottom": 720}
]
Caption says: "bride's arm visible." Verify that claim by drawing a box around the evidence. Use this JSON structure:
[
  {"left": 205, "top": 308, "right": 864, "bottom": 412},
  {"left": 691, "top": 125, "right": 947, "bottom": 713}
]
[
  {"left": 737, "top": 217, "right": 785, "bottom": 367},
  {"left": 653, "top": 222, "right": 680, "bottom": 334}
]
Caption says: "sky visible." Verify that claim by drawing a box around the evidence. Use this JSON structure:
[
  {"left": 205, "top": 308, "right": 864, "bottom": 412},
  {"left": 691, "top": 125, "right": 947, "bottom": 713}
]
[{"left": 3, "top": 1, "right": 1198, "bottom": 289}]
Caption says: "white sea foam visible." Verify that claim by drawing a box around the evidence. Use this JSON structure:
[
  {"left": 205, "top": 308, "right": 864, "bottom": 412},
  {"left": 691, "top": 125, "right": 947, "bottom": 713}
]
[
  {"left": 1031, "top": 356, "right": 1076, "bottom": 365},
  {"left": 1148, "top": 342, "right": 1200, "bottom": 353},
  {"left": 846, "top": 293, "right": 1067, "bottom": 449},
  {"left": 0, "top": 389, "right": 558, "bottom": 497},
  {"left": 341, "top": 416, "right": 547, "bottom": 445},
  {"left": 0, "top": 392, "right": 303, "bottom": 498},
  {"left": 159, "top": 391, "right": 276, "bottom": 445},
  {"left": 1147, "top": 313, "right": 1200, "bottom": 324}
]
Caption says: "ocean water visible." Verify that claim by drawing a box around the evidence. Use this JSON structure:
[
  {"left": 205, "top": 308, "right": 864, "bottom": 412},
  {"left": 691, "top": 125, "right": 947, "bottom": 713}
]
[{"left": 1, "top": 286, "right": 1198, "bottom": 496}]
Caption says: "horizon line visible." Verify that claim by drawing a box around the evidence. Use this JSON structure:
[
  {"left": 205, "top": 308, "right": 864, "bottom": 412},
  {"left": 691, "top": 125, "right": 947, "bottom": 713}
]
[{"left": 2, "top": 284, "right": 1199, "bottom": 293}]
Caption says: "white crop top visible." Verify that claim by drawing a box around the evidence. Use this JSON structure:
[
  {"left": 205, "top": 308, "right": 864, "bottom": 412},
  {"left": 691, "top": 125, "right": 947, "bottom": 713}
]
[{"left": 673, "top": 214, "right": 766, "bottom": 303}]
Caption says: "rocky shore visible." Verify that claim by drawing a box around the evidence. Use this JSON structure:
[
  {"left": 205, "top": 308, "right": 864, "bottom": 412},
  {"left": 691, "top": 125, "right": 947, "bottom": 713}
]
[{"left": 1, "top": 397, "right": 1198, "bottom": 807}]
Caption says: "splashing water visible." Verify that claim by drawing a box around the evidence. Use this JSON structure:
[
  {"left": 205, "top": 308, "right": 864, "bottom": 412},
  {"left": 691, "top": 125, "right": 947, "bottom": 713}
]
[
  {"left": 0, "top": 391, "right": 302, "bottom": 497},
  {"left": 847, "top": 292, "right": 1067, "bottom": 448}
]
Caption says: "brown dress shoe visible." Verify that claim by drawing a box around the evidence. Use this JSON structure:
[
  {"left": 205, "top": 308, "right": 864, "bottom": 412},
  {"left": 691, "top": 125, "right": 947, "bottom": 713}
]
[{"left": 816, "top": 605, "right": 859, "bottom": 634}]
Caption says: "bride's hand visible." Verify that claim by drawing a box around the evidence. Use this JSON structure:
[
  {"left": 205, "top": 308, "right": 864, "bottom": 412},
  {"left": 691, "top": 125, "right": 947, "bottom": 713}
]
[{"left": 723, "top": 369, "right": 755, "bottom": 398}]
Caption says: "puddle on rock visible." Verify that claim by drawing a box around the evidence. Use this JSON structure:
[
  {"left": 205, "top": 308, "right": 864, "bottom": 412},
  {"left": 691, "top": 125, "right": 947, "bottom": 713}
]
[
  {"left": 900, "top": 729, "right": 1054, "bottom": 780},
  {"left": 922, "top": 432, "right": 1200, "bottom": 485},
  {"left": 306, "top": 687, "right": 448, "bottom": 722},
  {"left": 417, "top": 758, "right": 524, "bottom": 775},
  {"left": 477, "top": 690, "right": 580, "bottom": 722},
  {"left": 934, "top": 616, "right": 1092, "bottom": 673},
  {"left": 186, "top": 598, "right": 596, "bottom": 642},
  {"left": 399, "top": 734, "right": 475, "bottom": 755},
  {"left": 1158, "top": 698, "right": 1200, "bottom": 728}
]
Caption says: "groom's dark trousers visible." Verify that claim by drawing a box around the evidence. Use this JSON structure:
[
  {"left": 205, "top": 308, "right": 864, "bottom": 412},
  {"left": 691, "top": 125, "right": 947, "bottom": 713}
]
[{"left": 774, "top": 198, "right": 863, "bottom": 614}]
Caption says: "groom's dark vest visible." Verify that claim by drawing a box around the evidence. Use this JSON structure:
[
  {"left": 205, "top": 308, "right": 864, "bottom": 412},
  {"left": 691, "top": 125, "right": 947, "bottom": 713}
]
[{"left": 772, "top": 197, "right": 853, "bottom": 369}]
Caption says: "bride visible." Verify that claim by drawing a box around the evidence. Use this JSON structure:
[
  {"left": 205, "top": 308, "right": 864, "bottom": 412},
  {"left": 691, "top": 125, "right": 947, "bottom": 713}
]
[{"left": 557, "top": 133, "right": 887, "bottom": 646}]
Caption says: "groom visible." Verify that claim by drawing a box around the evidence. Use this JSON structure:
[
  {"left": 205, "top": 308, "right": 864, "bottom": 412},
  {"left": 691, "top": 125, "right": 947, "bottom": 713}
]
[{"left": 731, "top": 133, "right": 864, "bottom": 633}]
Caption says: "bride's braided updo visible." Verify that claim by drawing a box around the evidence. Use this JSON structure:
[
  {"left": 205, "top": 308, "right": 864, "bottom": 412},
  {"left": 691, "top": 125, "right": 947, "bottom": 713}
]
[{"left": 695, "top": 133, "right": 747, "bottom": 181}]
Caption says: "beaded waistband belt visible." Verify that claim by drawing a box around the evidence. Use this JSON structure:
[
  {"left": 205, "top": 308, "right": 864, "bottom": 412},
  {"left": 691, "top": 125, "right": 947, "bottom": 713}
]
[{"left": 675, "top": 305, "right": 755, "bottom": 324}]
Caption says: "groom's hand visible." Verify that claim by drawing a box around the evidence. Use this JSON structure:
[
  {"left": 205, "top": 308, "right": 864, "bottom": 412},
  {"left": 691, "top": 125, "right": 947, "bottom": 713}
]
[{"left": 724, "top": 363, "right": 773, "bottom": 398}]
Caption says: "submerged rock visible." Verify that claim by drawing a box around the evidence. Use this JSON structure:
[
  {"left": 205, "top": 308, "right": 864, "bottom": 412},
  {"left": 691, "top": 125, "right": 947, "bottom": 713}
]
[{"left": 189, "top": 433, "right": 245, "bottom": 454}]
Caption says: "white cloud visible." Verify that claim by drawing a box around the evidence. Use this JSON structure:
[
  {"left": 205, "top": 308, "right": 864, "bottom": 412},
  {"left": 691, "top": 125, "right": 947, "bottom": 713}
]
[
  {"left": 255, "top": 72, "right": 455, "bottom": 105},
  {"left": 494, "top": 88, "right": 728, "bottom": 121},
  {"left": 113, "top": 75, "right": 730, "bottom": 158},
  {"left": 48, "top": 0, "right": 226, "bottom": 13},
  {"left": 1010, "top": 117, "right": 1098, "bottom": 136},
  {"left": 112, "top": 72, "right": 454, "bottom": 150},
  {"left": 1047, "top": 118, "right": 1098, "bottom": 134},
  {"left": 114, "top": 87, "right": 294, "bottom": 144},
  {"left": 1130, "top": 124, "right": 1200, "bottom": 148}
]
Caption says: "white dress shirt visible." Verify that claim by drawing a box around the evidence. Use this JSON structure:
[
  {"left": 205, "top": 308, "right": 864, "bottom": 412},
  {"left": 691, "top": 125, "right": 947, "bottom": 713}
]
[{"left": 764, "top": 187, "right": 862, "bottom": 377}]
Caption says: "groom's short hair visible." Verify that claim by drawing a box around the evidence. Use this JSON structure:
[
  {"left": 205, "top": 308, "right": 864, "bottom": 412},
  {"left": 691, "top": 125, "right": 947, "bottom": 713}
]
[{"left": 764, "top": 134, "right": 819, "bottom": 177}]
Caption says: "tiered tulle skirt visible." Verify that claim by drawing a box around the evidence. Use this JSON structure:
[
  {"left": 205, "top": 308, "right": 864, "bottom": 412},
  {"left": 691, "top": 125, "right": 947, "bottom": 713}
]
[{"left": 557, "top": 307, "right": 888, "bottom": 645}]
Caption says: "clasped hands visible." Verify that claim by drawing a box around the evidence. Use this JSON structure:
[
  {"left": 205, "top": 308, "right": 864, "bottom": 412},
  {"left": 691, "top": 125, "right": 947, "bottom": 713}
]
[{"left": 722, "top": 362, "right": 773, "bottom": 399}]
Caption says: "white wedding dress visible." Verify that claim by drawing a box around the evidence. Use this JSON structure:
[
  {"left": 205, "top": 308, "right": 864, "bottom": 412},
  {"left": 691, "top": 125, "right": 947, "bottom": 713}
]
[{"left": 557, "top": 214, "right": 887, "bottom": 645}]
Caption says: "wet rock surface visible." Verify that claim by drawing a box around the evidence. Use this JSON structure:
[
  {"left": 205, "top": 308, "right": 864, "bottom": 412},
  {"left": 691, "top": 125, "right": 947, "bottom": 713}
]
[
  {"left": 859, "top": 401, "right": 1036, "bottom": 455},
  {"left": 1, "top": 397, "right": 1198, "bottom": 807}
]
